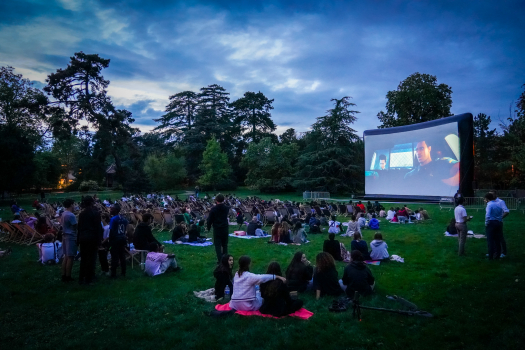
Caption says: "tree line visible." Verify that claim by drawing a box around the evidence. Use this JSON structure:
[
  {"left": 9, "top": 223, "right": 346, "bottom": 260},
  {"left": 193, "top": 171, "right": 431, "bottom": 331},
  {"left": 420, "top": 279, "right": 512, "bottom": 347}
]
[{"left": 1, "top": 52, "right": 524, "bottom": 195}]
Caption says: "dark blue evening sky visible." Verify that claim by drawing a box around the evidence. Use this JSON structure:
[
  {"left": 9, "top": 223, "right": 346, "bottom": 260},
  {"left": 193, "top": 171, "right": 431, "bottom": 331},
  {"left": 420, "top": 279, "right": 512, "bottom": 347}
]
[{"left": 1, "top": 0, "right": 523, "bottom": 134}]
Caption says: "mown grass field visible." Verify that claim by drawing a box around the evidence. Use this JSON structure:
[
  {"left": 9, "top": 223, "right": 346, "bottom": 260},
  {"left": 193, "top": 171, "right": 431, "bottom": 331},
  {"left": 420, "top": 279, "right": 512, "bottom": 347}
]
[{"left": 1, "top": 190, "right": 524, "bottom": 350}]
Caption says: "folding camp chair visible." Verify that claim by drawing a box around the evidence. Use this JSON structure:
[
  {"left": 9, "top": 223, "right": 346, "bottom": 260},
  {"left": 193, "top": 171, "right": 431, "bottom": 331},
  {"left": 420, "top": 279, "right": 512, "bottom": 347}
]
[
  {"left": 128, "top": 249, "right": 149, "bottom": 270},
  {"left": 264, "top": 210, "right": 276, "bottom": 227}
]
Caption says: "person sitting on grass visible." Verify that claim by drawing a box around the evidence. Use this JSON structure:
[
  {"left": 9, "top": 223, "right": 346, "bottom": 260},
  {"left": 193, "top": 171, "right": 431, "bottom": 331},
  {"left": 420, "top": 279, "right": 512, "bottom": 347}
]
[
  {"left": 357, "top": 213, "right": 367, "bottom": 229},
  {"left": 308, "top": 215, "right": 321, "bottom": 233},
  {"left": 271, "top": 222, "right": 281, "bottom": 243},
  {"left": 229, "top": 255, "right": 286, "bottom": 311},
  {"left": 279, "top": 222, "right": 292, "bottom": 243},
  {"left": 134, "top": 213, "right": 164, "bottom": 251},
  {"left": 344, "top": 215, "right": 361, "bottom": 237},
  {"left": 247, "top": 216, "right": 263, "bottom": 236},
  {"left": 397, "top": 207, "right": 408, "bottom": 223},
  {"left": 379, "top": 208, "right": 386, "bottom": 218},
  {"left": 235, "top": 209, "right": 244, "bottom": 229},
  {"left": 340, "top": 250, "right": 375, "bottom": 297},
  {"left": 214, "top": 254, "right": 234, "bottom": 300},
  {"left": 144, "top": 242, "right": 180, "bottom": 277},
  {"left": 370, "top": 232, "right": 389, "bottom": 260},
  {"left": 292, "top": 222, "right": 307, "bottom": 244},
  {"left": 386, "top": 207, "right": 395, "bottom": 221},
  {"left": 368, "top": 214, "right": 380, "bottom": 230},
  {"left": 391, "top": 213, "right": 399, "bottom": 223},
  {"left": 419, "top": 207, "right": 430, "bottom": 220},
  {"left": 285, "top": 251, "right": 314, "bottom": 293},
  {"left": 259, "top": 262, "right": 304, "bottom": 318},
  {"left": 37, "top": 233, "right": 62, "bottom": 265},
  {"left": 323, "top": 233, "right": 343, "bottom": 261},
  {"left": 171, "top": 222, "right": 187, "bottom": 242},
  {"left": 446, "top": 218, "right": 458, "bottom": 235},
  {"left": 328, "top": 215, "right": 341, "bottom": 234},
  {"left": 351, "top": 232, "right": 370, "bottom": 260},
  {"left": 187, "top": 224, "right": 207, "bottom": 243},
  {"left": 313, "top": 252, "right": 343, "bottom": 299}
]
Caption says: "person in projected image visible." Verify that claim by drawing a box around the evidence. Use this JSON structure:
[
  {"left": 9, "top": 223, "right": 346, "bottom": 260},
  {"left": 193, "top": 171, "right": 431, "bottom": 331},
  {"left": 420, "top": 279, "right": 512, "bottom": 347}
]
[
  {"left": 404, "top": 140, "right": 459, "bottom": 188},
  {"left": 379, "top": 154, "right": 387, "bottom": 170}
]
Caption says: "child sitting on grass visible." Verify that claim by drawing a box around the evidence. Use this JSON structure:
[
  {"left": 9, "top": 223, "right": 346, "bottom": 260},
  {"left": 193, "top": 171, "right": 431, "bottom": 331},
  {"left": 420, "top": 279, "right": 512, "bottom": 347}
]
[{"left": 370, "top": 232, "right": 389, "bottom": 260}]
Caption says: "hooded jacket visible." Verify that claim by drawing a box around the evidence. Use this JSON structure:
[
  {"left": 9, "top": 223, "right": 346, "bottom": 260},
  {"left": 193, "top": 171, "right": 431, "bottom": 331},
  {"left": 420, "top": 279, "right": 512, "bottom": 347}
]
[{"left": 342, "top": 261, "right": 375, "bottom": 297}]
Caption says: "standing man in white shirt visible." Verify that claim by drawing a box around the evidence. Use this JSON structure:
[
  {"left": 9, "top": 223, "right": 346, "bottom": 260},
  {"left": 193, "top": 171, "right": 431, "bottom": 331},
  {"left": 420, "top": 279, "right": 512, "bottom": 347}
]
[
  {"left": 490, "top": 190, "right": 510, "bottom": 258},
  {"left": 454, "top": 197, "right": 471, "bottom": 256}
]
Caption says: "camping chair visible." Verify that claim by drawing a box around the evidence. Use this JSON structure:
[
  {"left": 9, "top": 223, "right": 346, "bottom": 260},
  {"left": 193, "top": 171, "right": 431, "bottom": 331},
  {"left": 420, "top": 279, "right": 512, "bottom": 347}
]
[
  {"left": 162, "top": 211, "right": 175, "bottom": 231},
  {"left": 0, "top": 222, "right": 20, "bottom": 243},
  {"left": 263, "top": 210, "right": 276, "bottom": 227},
  {"left": 314, "top": 206, "right": 323, "bottom": 216},
  {"left": 174, "top": 214, "right": 185, "bottom": 224},
  {"left": 151, "top": 210, "right": 164, "bottom": 231},
  {"left": 128, "top": 249, "right": 149, "bottom": 270},
  {"left": 16, "top": 224, "right": 44, "bottom": 245},
  {"left": 11, "top": 223, "right": 32, "bottom": 244}
]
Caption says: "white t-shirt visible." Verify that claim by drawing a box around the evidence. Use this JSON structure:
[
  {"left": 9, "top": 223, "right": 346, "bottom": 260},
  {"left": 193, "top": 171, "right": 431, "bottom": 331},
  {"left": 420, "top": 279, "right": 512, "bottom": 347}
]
[
  {"left": 39, "top": 242, "right": 62, "bottom": 264},
  {"left": 328, "top": 220, "right": 341, "bottom": 234},
  {"left": 386, "top": 210, "right": 395, "bottom": 220},
  {"left": 454, "top": 205, "right": 467, "bottom": 223},
  {"left": 102, "top": 224, "right": 110, "bottom": 240}
]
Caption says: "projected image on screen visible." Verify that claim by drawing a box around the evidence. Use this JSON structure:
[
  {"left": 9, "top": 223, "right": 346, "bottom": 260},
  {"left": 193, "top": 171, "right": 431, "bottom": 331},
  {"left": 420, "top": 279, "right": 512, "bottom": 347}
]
[{"left": 365, "top": 122, "right": 460, "bottom": 197}]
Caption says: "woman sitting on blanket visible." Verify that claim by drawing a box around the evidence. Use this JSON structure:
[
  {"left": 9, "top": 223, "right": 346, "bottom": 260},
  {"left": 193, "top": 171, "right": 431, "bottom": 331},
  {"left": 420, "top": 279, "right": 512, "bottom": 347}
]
[
  {"left": 344, "top": 215, "right": 361, "bottom": 236},
  {"left": 351, "top": 232, "right": 370, "bottom": 260},
  {"left": 285, "top": 251, "right": 314, "bottom": 292},
  {"left": 259, "top": 262, "right": 304, "bottom": 317},
  {"left": 279, "top": 222, "right": 292, "bottom": 243},
  {"left": 370, "top": 232, "right": 389, "bottom": 260},
  {"left": 323, "top": 233, "right": 343, "bottom": 261},
  {"left": 386, "top": 207, "right": 395, "bottom": 221},
  {"left": 171, "top": 222, "right": 187, "bottom": 242},
  {"left": 214, "top": 254, "right": 234, "bottom": 300},
  {"left": 229, "top": 256, "right": 287, "bottom": 311},
  {"left": 292, "top": 222, "right": 307, "bottom": 244},
  {"left": 313, "top": 252, "right": 343, "bottom": 300},
  {"left": 271, "top": 222, "right": 281, "bottom": 243},
  {"left": 187, "top": 224, "right": 207, "bottom": 243}
]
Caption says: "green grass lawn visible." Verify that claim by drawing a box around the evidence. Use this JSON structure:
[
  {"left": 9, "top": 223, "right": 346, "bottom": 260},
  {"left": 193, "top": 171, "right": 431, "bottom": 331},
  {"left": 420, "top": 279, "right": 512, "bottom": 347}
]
[{"left": 1, "top": 194, "right": 524, "bottom": 350}]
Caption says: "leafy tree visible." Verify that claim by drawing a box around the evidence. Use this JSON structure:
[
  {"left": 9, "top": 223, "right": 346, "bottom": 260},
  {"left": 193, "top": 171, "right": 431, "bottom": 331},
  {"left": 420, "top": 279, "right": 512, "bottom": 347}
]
[
  {"left": 279, "top": 128, "right": 298, "bottom": 144},
  {"left": 294, "top": 97, "right": 363, "bottom": 193},
  {"left": 0, "top": 126, "right": 36, "bottom": 193},
  {"left": 32, "top": 151, "right": 62, "bottom": 189},
  {"left": 473, "top": 113, "right": 499, "bottom": 188},
  {"left": 231, "top": 91, "right": 276, "bottom": 143},
  {"left": 241, "top": 137, "right": 298, "bottom": 191},
  {"left": 154, "top": 91, "right": 198, "bottom": 143},
  {"left": 45, "top": 52, "right": 138, "bottom": 183},
  {"left": 144, "top": 153, "right": 187, "bottom": 191},
  {"left": 377, "top": 73, "right": 452, "bottom": 128},
  {"left": 197, "top": 137, "right": 233, "bottom": 190}
]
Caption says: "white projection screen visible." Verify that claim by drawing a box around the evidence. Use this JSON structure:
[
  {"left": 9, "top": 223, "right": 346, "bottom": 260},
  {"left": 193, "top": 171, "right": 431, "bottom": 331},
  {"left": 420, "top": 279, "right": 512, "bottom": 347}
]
[{"left": 364, "top": 114, "right": 474, "bottom": 199}]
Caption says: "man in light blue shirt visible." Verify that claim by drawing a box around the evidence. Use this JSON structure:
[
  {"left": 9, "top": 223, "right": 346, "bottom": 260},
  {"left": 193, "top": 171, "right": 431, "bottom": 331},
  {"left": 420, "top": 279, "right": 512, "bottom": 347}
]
[
  {"left": 491, "top": 190, "right": 510, "bottom": 257},
  {"left": 484, "top": 193, "right": 503, "bottom": 260}
]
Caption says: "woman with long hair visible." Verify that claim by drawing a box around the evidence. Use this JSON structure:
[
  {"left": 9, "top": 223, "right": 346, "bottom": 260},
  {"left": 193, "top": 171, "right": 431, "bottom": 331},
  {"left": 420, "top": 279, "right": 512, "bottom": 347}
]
[
  {"left": 259, "top": 262, "right": 304, "bottom": 317},
  {"left": 313, "top": 252, "right": 343, "bottom": 299},
  {"left": 279, "top": 221, "right": 292, "bottom": 243},
  {"left": 292, "top": 222, "right": 307, "bottom": 244},
  {"left": 214, "top": 254, "right": 234, "bottom": 299},
  {"left": 271, "top": 222, "right": 281, "bottom": 243},
  {"left": 285, "top": 251, "right": 313, "bottom": 292},
  {"left": 229, "top": 256, "right": 286, "bottom": 311}
]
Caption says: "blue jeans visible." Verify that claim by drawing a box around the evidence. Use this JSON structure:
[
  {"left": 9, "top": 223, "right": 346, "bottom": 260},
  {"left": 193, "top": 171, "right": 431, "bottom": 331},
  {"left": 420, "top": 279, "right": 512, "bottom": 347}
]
[{"left": 486, "top": 220, "right": 502, "bottom": 259}]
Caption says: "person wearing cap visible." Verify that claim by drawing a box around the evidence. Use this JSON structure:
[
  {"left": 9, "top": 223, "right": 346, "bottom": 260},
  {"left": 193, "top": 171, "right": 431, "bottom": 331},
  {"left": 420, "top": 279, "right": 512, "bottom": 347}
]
[{"left": 77, "top": 196, "right": 104, "bottom": 284}]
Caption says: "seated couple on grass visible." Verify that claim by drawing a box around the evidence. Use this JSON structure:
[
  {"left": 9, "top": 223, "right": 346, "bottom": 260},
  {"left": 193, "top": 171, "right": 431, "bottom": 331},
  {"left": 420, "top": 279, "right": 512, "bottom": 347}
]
[
  {"left": 229, "top": 255, "right": 304, "bottom": 317},
  {"left": 313, "top": 251, "right": 376, "bottom": 299}
]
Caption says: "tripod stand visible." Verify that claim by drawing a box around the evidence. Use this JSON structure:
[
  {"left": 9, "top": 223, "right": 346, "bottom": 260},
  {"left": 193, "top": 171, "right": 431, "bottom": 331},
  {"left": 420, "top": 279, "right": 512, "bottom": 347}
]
[{"left": 350, "top": 292, "right": 433, "bottom": 319}]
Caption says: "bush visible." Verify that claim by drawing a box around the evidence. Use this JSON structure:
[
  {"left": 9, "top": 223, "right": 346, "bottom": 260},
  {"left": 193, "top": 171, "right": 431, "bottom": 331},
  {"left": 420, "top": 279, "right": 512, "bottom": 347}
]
[{"left": 79, "top": 180, "right": 99, "bottom": 192}]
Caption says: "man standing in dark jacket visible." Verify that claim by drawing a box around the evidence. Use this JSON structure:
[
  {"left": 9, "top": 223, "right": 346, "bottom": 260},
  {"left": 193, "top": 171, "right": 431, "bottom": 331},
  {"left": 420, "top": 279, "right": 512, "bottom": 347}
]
[
  {"left": 207, "top": 194, "right": 230, "bottom": 263},
  {"left": 77, "top": 196, "right": 103, "bottom": 284},
  {"left": 342, "top": 250, "right": 375, "bottom": 297}
]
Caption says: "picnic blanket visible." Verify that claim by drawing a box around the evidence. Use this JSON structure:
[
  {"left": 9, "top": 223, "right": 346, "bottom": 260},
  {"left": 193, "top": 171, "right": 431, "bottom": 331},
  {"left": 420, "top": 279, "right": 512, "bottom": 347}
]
[
  {"left": 444, "top": 232, "right": 486, "bottom": 239},
  {"left": 163, "top": 239, "right": 213, "bottom": 247},
  {"left": 229, "top": 234, "right": 270, "bottom": 239},
  {"left": 365, "top": 260, "right": 381, "bottom": 265},
  {"left": 214, "top": 303, "right": 313, "bottom": 320},
  {"left": 277, "top": 241, "right": 310, "bottom": 246}
]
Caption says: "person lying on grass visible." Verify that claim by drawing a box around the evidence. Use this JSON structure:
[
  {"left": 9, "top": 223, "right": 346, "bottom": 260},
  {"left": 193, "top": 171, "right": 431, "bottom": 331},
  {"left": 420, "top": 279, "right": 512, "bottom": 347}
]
[
  {"left": 340, "top": 250, "right": 375, "bottom": 297},
  {"left": 370, "top": 232, "right": 389, "bottom": 261},
  {"left": 144, "top": 242, "right": 180, "bottom": 277},
  {"left": 285, "top": 251, "right": 313, "bottom": 293},
  {"left": 229, "top": 255, "right": 286, "bottom": 311},
  {"left": 313, "top": 252, "right": 343, "bottom": 300},
  {"left": 259, "top": 262, "right": 304, "bottom": 318},
  {"left": 214, "top": 254, "right": 234, "bottom": 300}
]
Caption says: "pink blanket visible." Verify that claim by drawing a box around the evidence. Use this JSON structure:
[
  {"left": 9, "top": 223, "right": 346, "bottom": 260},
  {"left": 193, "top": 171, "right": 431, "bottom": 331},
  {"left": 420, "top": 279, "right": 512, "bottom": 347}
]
[{"left": 215, "top": 303, "right": 313, "bottom": 320}]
